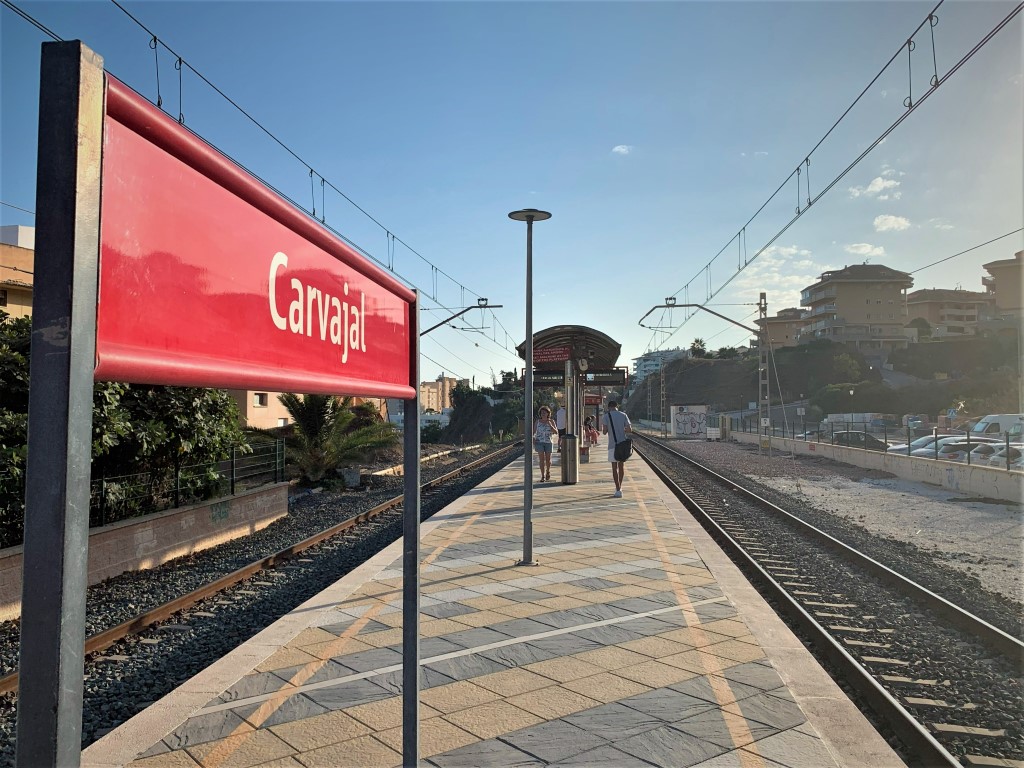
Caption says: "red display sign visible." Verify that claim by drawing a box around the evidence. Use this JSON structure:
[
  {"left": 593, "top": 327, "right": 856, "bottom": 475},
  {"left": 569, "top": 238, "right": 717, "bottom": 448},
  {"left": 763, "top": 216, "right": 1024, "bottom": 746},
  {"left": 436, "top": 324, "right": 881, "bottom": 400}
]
[
  {"left": 533, "top": 345, "right": 571, "bottom": 363},
  {"left": 584, "top": 394, "right": 603, "bottom": 405},
  {"left": 96, "top": 76, "right": 415, "bottom": 399}
]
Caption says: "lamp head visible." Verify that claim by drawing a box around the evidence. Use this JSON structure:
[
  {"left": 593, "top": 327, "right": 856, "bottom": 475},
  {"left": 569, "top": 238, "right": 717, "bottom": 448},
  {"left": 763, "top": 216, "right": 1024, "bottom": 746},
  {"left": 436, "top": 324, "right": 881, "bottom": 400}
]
[{"left": 508, "top": 209, "right": 552, "bottom": 222}]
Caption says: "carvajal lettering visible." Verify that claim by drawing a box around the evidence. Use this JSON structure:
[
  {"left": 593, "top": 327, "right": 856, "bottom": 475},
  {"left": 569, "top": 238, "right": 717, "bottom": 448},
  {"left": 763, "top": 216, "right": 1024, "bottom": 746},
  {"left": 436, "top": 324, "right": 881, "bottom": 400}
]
[{"left": 269, "top": 252, "right": 367, "bottom": 364}]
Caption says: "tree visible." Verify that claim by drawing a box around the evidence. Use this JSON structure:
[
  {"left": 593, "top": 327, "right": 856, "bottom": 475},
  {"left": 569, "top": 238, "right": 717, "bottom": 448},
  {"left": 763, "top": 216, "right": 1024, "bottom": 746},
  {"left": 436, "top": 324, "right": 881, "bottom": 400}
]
[
  {"left": 716, "top": 346, "right": 739, "bottom": 359},
  {"left": 278, "top": 394, "right": 398, "bottom": 483},
  {"left": 689, "top": 338, "right": 708, "bottom": 358},
  {"left": 908, "top": 317, "right": 932, "bottom": 339}
]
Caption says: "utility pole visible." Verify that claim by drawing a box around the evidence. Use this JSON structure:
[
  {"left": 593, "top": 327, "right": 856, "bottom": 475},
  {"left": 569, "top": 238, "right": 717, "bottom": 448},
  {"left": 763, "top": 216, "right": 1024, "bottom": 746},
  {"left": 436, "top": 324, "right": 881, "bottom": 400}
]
[
  {"left": 758, "top": 292, "right": 770, "bottom": 456},
  {"left": 660, "top": 361, "right": 667, "bottom": 437}
]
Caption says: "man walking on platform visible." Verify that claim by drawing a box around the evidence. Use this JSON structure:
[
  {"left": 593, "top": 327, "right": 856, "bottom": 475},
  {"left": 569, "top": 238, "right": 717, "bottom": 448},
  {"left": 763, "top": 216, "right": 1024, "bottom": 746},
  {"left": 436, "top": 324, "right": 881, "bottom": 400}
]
[
  {"left": 555, "top": 405, "right": 566, "bottom": 452},
  {"left": 602, "top": 401, "right": 632, "bottom": 498}
]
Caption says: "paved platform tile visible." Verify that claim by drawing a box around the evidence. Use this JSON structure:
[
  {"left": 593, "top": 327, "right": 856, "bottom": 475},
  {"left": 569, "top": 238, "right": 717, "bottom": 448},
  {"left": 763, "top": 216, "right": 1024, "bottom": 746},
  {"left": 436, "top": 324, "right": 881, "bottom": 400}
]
[
  {"left": 376, "top": 716, "right": 477, "bottom": 758},
  {"left": 267, "top": 709, "right": 370, "bottom": 752},
  {"left": 506, "top": 685, "right": 602, "bottom": 720},
  {"left": 561, "top": 671, "right": 652, "bottom": 703},
  {"left": 420, "top": 680, "right": 501, "bottom": 714},
  {"left": 183, "top": 730, "right": 295, "bottom": 768},
  {"left": 443, "top": 699, "right": 545, "bottom": 739},
  {"left": 293, "top": 734, "right": 400, "bottom": 768}
]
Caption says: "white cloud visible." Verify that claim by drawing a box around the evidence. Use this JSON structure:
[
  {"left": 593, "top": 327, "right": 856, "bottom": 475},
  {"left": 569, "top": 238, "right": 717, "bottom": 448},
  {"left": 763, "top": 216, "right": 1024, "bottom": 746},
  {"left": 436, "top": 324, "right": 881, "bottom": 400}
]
[
  {"left": 731, "top": 244, "right": 824, "bottom": 308},
  {"left": 844, "top": 243, "right": 885, "bottom": 258},
  {"left": 928, "top": 217, "right": 954, "bottom": 231},
  {"left": 611, "top": 145, "right": 633, "bottom": 155},
  {"left": 873, "top": 214, "right": 911, "bottom": 232},
  {"left": 876, "top": 191, "right": 902, "bottom": 201},
  {"left": 849, "top": 176, "right": 901, "bottom": 198},
  {"left": 754, "top": 151, "right": 768, "bottom": 157}
]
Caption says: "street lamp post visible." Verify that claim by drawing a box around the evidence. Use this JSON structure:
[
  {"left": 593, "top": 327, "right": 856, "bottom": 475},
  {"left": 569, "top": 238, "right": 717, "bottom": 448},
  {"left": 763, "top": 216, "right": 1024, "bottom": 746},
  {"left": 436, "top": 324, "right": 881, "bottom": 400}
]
[{"left": 509, "top": 208, "right": 551, "bottom": 566}]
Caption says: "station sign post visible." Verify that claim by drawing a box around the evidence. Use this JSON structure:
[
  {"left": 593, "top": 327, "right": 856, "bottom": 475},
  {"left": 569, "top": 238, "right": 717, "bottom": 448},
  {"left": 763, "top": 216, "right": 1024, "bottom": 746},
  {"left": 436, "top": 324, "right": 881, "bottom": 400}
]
[{"left": 17, "top": 41, "right": 422, "bottom": 768}]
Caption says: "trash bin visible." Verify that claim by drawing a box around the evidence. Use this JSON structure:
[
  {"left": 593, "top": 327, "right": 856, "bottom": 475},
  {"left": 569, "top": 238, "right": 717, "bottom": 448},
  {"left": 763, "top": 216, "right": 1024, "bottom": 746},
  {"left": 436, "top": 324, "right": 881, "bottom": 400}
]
[{"left": 560, "top": 434, "right": 579, "bottom": 485}]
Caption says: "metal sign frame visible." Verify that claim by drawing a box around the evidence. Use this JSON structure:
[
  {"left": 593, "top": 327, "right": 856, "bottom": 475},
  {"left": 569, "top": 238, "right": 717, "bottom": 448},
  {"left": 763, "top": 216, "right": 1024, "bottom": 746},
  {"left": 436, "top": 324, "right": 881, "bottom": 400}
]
[{"left": 16, "top": 41, "right": 422, "bottom": 767}]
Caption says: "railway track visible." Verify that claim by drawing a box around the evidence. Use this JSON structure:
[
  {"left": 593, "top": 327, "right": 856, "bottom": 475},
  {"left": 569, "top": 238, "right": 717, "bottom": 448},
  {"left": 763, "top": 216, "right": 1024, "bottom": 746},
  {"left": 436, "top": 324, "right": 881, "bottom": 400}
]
[
  {"left": 636, "top": 434, "right": 1023, "bottom": 768},
  {"left": 0, "top": 442, "right": 520, "bottom": 697}
]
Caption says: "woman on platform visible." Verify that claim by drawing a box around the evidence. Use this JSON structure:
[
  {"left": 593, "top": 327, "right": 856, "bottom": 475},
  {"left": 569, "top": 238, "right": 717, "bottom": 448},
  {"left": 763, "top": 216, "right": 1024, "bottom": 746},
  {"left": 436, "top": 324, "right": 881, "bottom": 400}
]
[{"left": 534, "top": 406, "right": 555, "bottom": 481}]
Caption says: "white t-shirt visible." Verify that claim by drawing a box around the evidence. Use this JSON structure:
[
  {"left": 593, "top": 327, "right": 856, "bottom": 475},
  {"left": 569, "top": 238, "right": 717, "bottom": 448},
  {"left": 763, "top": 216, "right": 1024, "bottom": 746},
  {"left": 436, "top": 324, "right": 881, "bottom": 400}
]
[
  {"left": 603, "top": 410, "right": 631, "bottom": 443},
  {"left": 555, "top": 407, "right": 566, "bottom": 430}
]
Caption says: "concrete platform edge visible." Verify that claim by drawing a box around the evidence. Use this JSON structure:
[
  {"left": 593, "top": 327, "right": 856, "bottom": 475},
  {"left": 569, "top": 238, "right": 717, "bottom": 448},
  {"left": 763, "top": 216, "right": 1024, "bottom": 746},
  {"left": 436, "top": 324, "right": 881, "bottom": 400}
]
[{"left": 640, "top": 455, "right": 906, "bottom": 768}]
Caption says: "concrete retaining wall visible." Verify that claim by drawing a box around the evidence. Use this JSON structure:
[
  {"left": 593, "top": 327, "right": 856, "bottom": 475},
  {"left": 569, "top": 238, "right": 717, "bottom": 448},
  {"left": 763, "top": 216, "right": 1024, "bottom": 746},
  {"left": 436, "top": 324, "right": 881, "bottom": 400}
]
[
  {"left": 0, "top": 483, "right": 288, "bottom": 621},
  {"left": 730, "top": 431, "right": 1023, "bottom": 503}
]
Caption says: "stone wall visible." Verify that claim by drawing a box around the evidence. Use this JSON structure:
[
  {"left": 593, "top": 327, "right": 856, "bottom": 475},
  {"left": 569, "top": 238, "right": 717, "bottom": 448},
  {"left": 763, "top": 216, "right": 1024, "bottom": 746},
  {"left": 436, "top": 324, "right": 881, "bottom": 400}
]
[{"left": 0, "top": 483, "right": 288, "bottom": 621}]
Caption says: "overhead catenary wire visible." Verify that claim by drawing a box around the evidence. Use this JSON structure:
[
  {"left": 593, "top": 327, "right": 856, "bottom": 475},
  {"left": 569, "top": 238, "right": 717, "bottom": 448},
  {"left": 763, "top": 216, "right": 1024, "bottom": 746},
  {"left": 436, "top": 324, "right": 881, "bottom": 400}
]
[
  {"left": 656, "top": 1, "right": 1022, "bottom": 348},
  {"left": 0, "top": 0, "right": 61, "bottom": 40},
  {"left": 0, "top": 200, "right": 35, "bottom": 216},
  {"left": 909, "top": 228, "right": 1023, "bottom": 274}
]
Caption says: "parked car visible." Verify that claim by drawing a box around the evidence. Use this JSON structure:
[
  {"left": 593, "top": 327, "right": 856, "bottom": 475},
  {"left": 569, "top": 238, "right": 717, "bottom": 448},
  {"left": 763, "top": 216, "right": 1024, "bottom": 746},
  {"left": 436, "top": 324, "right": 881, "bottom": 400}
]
[
  {"left": 977, "top": 444, "right": 1024, "bottom": 468},
  {"left": 970, "top": 414, "right": 1024, "bottom": 440},
  {"left": 796, "top": 430, "right": 823, "bottom": 441},
  {"left": 887, "top": 434, "right": 961, "bottom": 454},
  {"left": 832, "top": 431, "right": 889, "bottom": 451},
  {"left": 910, "top": 435, "right": 1002, "bottom": 458},
  {"left": 966, "top": 443, "right": 1001, "bottom": 464},
  {"left": 932, "top": 442, "right": 976, "bottom": 462}
]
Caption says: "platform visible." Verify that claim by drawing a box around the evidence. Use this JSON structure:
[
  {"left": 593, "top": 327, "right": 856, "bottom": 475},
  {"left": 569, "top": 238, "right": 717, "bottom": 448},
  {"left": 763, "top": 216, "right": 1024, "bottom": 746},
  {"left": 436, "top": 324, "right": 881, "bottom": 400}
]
[{"left": 83, "top": 447, "right": 903, "bottom": 768}]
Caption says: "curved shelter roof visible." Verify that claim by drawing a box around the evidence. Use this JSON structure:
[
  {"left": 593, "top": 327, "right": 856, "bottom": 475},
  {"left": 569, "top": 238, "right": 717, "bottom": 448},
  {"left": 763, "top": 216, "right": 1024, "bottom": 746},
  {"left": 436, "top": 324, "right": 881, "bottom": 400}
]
[{"left": 516, "top": 325, "right": 622, "bottom": 371}]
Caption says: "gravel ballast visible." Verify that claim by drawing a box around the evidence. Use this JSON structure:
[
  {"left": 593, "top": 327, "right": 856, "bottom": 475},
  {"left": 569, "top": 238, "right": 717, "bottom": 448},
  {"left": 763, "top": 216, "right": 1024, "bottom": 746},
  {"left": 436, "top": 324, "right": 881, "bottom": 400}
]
[{"left": 661, "top": 438, "right": 1024, "bottom": 637}]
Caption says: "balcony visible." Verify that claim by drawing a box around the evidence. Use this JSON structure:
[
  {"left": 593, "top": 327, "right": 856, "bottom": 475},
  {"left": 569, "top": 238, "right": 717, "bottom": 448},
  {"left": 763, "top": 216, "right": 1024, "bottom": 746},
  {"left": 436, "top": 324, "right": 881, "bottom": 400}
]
[
  {"left": 806, "top": 303, "right": 836, "bottom": 318},
  {"left": 800, "top": 288, "right": 837, "bottom": 307}
]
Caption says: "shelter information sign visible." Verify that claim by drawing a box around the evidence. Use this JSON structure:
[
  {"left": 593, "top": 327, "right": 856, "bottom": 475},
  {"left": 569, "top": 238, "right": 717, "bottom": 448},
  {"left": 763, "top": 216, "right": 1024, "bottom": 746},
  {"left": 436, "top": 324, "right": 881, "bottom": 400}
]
[
  {"left": 532, "top": 345, "right": 571, "bottom": 363},
  {"left": 96, "top": 76, "right": 415, "bottom": 398}
]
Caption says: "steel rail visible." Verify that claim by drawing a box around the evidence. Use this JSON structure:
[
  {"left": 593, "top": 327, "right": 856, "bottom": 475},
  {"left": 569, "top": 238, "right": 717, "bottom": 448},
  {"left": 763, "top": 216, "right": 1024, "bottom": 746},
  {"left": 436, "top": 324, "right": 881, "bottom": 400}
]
[
  {"left": 0, "top": 442, "right": 520, "bottom": 696},
  {"left": 634, "top": 438, "right": 964, "bottom": 768},
  {"left": 636, "top": 434, "right": 1022, "bottom": 659}
]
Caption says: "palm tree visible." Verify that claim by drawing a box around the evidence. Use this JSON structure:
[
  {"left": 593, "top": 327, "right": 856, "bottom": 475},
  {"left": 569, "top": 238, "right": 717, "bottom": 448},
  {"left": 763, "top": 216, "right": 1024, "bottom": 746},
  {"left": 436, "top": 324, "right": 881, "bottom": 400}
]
[
  {"left": 278, "top": 394, "right": 398, "bottom": 483},
  {"left": 689, "top": 338, "right": 708, "bottom": 358}
]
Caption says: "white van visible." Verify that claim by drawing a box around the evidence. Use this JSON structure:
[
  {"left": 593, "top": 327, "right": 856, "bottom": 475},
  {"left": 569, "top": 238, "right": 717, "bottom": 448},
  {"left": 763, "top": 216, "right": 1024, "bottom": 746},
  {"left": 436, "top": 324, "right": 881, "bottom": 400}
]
[{"left": 970, "top": 414, "right": 1024, "bottom": 440}]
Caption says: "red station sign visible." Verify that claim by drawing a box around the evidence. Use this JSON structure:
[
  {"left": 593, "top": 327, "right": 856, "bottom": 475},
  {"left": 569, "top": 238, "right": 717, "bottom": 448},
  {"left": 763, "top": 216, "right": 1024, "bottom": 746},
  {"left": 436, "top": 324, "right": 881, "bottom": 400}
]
[{"left": 96, "top": 76, "right": 415, "bottom": 398}]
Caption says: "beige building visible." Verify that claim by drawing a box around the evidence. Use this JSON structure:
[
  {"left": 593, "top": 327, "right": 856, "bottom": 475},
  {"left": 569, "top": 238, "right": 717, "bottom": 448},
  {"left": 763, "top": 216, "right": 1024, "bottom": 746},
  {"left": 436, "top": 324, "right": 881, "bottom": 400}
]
[
  {"left": 757, "top": 307, "right": 805, "bottom": 348},
  {"left": 0, "top": 226, "right": 36, "bottom": 319},
  {"left": 419, "top": 375, "right": 462, "bottom": 412},
  {"left": 983, "top": 251, "right": 1023, "bottom": 319},
  {"left": 798, "top": 264, "right": 913, "bottom": 358},
  {"left": 905, "top": 288, "right": 993, "bottom": 336},
  {"left": 228, "top": 390, "right": 293, "bottom": 430}
]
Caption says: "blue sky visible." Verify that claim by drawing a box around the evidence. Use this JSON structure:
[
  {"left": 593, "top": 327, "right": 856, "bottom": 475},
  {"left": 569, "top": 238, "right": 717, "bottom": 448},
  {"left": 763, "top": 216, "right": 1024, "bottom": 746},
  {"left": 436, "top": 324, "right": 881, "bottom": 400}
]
[{"left": 2, "top": 1, "right": 1021, "bottom": 386}]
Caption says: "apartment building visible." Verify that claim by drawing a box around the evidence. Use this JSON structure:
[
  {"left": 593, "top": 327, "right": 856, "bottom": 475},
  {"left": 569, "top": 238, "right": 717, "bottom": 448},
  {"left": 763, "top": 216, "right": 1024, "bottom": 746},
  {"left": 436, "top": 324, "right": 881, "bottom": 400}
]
[
  {"left": 631, "top": 348, "right": 687, "bottom": 385},
  {"left": 905, "top": 289, "right": 993, "bottom": 336},
  {"left": 419, "top": 376, "right": 463, "bottom": 412},
  {"left": 756, "top": 308, "right": 805, "bottom": 348},
  {"left": 983, "top": 250, "right": 1023, "bottom": 318},
  {"left": 798, "top": 264, "right": 913, "bottom": 359},
  {"left": 0, "top": 225, "right": 35, "bottom": 319}
]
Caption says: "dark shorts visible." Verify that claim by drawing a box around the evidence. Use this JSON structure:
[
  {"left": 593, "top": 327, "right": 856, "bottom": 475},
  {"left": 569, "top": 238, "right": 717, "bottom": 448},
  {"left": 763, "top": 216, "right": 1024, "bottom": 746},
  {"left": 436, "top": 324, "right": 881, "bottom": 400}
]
[{"left": 557, "top": 428, "right": 566, "bottom": 437}]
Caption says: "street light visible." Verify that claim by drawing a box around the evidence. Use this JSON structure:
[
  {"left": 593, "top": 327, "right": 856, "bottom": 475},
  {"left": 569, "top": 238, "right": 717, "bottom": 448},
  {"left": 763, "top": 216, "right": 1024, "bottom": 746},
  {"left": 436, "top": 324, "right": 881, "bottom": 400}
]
[{"left": 509, "top": 208, "right": 551, "bottom": 566}]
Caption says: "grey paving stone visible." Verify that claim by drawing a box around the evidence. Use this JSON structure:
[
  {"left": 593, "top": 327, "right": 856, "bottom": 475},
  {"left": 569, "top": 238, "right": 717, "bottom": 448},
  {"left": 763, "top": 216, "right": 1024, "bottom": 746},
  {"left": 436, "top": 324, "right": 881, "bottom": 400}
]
[
  {"left": 633, "top": 568, "right": 668, "bottom": 580},
  {"left": 301, "top": 679, "right": 392, "bottom": 711},
  {"left": 137, "top": 741, "right": 171, "bottom": 758},
  {"left": 331, "top": 646, "right": 404, "bottom": 674},
  {"left": 573, "top": 577, "right": 623, "bottom": 590},
  {"left": 371, "top": 666, "right": 455, "bottom": 694},
  {"left": 444, "top": 626, "right": 513, "bottom": 649},
  {"left": 672, "top": 708, "right": 780, "bottom": 748},
  {"left": 319, "top": 618, "right": 390, "bottom": 635},
  {"left": 234, "top": 691, "right": 329, "bottom": 728},
  {"left": 564, "top": 702, "right": 664, "bottom": 741},
  {"left": 722, "top": 662, "right": 786, "bottom": 692},
  {"left": 647, "top": 610, "right": 692, "bottom": 627},
  {"left": 424, "top": 653, "right": 508, "bottom": 681},
  {"left": 479, "top": 642, "right": 557, "bottom": 668},
  {"left": 607, "top": 597, "right": 673, "bottom": 614},
  {"left": 304, "top": 659, "right": 358, "bottom": 685},
  {"left": 503, "top": 588, "right": 557, "bottom": 602},
  {"left": 429, "top": 738, "right": 544, "bottom": 767},
  {"left": 501, "top": 719, "right": 608, "bottom": 763},
  {"left": 643, "top": 590, "right": 682, "bottom": 606},
  {"left": 421, "top": 602, "right": 477, "bottom": 619},
  {"left": 571, "top": 624, "right": 646, "bottom": 646},
  {"left": 695, "top": 603, "right": 738, "bottom": 620},
  {"left": 670, "top": 674, "right": 766, "bottom": 705},
  {"left": 491, "top": 618, "right": 558, "bottom": 638},
  {"left": 727, "top": 692, "right": 806, "bottom": 730},
  {"left": 549, "top": 744, "right": 660, "bottom": 767},
  {"left": 566, "top": 603, "right": 634, "bottom": 622},
  {"left": 740, "top": 723, "right": 839, "bottom": 767},
  {"left": 527, "top": 634, "right": 604, "bottom": 656},
  {"left": 164, "top": 709, "right": 251, "bottom": 749},
  {"left": 529, "top": 610, "right": 590, "bottom": 630},
  {"left": 621, "top": 687, "right": 718, "bottom": 723},
  {"left": 686, "top": 586, "right": 724, "bottom": 602},
  {"left": 616, "top": 723, "right": 731, "bottom": 767},
  {"left": 622, "top": 616, "right": 678, "bottom": 636},
  {"left": 216, "top": 671, "right": 291, "bottom": 703}
]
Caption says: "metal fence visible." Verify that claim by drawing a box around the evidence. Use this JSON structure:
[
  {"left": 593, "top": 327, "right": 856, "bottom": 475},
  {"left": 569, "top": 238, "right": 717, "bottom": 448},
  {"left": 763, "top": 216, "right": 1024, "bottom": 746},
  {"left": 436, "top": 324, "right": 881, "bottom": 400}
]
[
  {"left": 727, "top": 418, "right": 1020, "bottom": 471},
  {"left": 89, "top": 439, "right": 285, "bottom": 527}
]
